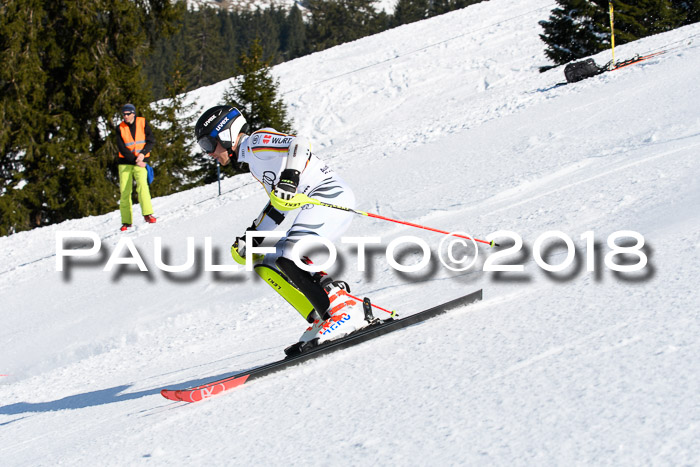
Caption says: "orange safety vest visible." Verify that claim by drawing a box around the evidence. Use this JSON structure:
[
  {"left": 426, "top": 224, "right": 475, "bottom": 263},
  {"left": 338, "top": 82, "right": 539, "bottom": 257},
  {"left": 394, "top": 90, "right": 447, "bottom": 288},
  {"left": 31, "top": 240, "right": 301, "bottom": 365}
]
[{"left": 118, "top": 117, "right": 150, "bottom": 159}]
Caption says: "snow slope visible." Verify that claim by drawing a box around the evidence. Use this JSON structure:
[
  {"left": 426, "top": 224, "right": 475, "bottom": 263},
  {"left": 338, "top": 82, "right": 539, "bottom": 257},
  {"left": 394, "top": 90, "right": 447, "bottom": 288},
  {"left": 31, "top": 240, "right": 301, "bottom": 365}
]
[{"left": 2, "top": 0, "right": 700, "bottom": 464}]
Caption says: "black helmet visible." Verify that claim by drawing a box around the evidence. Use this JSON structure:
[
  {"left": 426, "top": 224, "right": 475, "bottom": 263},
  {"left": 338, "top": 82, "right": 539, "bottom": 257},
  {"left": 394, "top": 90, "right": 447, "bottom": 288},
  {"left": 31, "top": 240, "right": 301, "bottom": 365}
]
[{"left": 195, "top": 105, "right": 248, "bottom": 153}]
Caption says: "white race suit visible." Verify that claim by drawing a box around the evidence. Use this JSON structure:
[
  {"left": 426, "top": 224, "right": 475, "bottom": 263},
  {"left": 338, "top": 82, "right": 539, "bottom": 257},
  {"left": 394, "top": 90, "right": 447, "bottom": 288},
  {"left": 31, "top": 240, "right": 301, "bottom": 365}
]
[{"left": 237, "top": 128, "right": 356, "bottom": 266}]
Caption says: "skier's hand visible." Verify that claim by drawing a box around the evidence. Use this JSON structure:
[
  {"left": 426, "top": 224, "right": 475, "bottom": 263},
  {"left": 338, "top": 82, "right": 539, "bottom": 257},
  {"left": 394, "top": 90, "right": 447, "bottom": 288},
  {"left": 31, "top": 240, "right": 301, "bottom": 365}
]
[
  {"left": 231, "top": 237, "right": 247, "bottom": 265},
  {"left": 231, "top": 236, "right": 264, "bottom": 265},
  {"left": 273, "top": 169, "right": 299, "bottom": 201}
]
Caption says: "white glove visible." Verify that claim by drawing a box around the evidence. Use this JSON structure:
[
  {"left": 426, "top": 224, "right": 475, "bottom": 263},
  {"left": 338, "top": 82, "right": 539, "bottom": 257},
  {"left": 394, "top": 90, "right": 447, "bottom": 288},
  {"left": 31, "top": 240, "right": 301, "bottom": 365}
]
[
  {"left": 231, "top": 236, "right": 247, "bottom": 265},
  {"left": 273, "top": 169, "right": 299, "bottom": 201}
]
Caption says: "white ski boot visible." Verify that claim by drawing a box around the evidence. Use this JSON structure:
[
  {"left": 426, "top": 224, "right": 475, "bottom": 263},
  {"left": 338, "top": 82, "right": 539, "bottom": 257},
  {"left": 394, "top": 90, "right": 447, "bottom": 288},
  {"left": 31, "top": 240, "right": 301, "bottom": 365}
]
[
  {"left": 299, "top": 318, "right": 325, "bottom": 344},
  {"left": 316, "top": 281, "right": 368, "bottom": 344}
]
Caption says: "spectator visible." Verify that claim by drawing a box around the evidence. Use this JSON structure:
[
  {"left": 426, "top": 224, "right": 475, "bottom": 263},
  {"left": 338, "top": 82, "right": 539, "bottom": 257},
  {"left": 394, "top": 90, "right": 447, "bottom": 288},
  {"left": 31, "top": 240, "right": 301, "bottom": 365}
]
[{"left": 116, "top": 103, "right": 157, "bottom": 231}]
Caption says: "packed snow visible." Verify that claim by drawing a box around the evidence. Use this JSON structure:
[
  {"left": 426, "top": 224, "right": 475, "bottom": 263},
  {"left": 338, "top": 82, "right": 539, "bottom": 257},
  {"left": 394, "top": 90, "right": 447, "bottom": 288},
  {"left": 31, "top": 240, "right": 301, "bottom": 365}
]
[{"left": 1, "top": 0, "right": 699, "bottom": 464}]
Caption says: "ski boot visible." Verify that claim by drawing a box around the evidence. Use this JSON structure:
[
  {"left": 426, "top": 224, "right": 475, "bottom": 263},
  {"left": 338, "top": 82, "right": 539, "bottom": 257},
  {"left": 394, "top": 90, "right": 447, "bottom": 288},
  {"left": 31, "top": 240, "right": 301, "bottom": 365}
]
[
  {"left": 285, "top": 280, "right": 371, "bottom": 357},
  {"left": 316, "top": 281, "right": 368, "bottom": 344}
]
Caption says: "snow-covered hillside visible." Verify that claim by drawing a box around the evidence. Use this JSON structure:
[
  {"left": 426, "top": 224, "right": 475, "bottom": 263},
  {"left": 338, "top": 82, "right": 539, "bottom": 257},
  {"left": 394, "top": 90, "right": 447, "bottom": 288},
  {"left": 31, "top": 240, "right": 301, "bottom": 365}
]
[{"left": 2, "top": 0, "right": 699, "bottom": 463}]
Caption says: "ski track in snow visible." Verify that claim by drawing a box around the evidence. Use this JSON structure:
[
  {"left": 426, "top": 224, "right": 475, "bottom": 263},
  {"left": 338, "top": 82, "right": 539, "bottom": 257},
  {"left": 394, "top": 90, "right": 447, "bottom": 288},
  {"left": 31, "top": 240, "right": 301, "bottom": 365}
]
[{"left": 1, "top": 0, "right": 700, "bottom": 464}]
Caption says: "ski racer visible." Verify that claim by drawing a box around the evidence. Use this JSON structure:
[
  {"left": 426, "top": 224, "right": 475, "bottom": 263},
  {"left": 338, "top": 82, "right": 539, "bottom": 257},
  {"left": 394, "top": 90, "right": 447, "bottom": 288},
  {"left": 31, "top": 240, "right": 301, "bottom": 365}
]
[{"left": 195, "top": 105, "right": 368, "bottom": 351}]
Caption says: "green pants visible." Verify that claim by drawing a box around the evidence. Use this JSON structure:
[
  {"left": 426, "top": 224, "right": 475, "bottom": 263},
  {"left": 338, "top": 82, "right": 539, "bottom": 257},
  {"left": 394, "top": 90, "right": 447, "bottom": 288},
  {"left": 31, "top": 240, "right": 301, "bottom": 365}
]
[{"left": 118, "top": 164, "right": 153, "bottom": 224}]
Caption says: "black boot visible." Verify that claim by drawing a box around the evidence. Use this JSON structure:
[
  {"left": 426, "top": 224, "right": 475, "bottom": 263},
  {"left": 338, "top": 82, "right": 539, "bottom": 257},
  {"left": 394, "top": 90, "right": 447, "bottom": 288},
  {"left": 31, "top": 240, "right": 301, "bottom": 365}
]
[{"left": 276, "top": 257, "right": 332, "bottom": 321}]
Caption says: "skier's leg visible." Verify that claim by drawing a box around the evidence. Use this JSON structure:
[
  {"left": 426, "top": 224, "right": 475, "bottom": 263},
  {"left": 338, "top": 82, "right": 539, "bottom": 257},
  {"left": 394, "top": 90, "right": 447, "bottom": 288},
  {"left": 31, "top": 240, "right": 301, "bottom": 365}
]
[
  {"left": 272, "top": 181, "right": 355, "bottom": 317},
  {"left": 272, "top": 182, "right": 368, "bottom": 345},
  {"left": 253, "top": 263, "right": 318, "bottom": 322},
  {"left": 276, "top": 257, "right": 330, "bottom": 320}
]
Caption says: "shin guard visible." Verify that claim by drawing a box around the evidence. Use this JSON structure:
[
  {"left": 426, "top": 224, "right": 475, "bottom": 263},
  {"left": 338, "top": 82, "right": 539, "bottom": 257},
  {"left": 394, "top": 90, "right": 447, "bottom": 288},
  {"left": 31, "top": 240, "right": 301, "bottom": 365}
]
[
  {"left": 276, "top": 257, "right": 331, "bottom": 321},
  {"left": 254, "top": 264, "right": 318, "bottom": 322}
]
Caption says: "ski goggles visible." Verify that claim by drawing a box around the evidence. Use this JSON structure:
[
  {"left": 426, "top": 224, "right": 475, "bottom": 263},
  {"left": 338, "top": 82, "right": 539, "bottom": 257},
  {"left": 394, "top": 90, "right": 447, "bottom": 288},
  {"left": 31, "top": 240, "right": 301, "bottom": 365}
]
[
  {"left": 197, "top": 134, "right": 219, "bottom": 153},
  {"left": 197, "top": 109, "right": 240, "bottom": 153}
]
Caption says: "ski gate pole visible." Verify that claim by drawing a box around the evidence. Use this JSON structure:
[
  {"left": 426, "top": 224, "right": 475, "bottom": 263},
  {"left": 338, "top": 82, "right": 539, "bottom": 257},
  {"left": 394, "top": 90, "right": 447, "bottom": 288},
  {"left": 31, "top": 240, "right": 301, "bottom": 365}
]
[
  {"left": 609, "top": 1, "right": 616, "bottom": 69},
  {"left": 271, "top": 193, "right": 499, "bottom": 247}
]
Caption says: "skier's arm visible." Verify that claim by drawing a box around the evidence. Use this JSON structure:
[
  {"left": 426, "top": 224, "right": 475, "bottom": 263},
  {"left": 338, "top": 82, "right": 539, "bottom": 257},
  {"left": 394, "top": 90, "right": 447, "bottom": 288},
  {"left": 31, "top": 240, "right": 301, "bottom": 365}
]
[
  {"left": 231, "top": 202, "right": 287, "bottom": 265},
  {"left": 273, "top": 136, "right": 312, "bottom": 201}
]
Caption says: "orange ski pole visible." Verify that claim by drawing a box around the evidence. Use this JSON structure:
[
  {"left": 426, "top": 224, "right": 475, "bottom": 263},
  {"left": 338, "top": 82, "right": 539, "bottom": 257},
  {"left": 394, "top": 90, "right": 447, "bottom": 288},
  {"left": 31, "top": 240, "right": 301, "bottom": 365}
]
[{"left": 270, "top": 193, "right": 499, "bottom": 247}]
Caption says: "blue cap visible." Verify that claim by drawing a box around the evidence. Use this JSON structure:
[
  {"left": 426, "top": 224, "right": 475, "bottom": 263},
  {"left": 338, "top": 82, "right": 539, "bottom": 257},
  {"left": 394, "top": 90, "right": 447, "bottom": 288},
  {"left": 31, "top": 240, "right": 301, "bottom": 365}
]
[{"left": 121, "top": 103, "right": 136, "bottom": 114}]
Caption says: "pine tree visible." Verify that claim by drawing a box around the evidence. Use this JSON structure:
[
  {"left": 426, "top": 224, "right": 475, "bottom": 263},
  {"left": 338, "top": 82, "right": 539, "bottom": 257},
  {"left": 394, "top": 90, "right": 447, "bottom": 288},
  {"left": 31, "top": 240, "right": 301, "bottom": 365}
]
[
  {"left": 669, "top": 0, "right": 696, "bottom": 23},
  {"left": 610, "top": 0, "right": 685, "bottom": 43},
  {"left": 685, "top": 0, "right": 700, "bottom": 23},
  {"left": 150, "top": 57, "right": 199, "bottom": 194},
  {"left": 393, "top": 0, "right": 431, "bottom": 26},
  {"left": 429, "top": 0, "right": 453, "bottom": 16},
  {"left": 144, "top": 3, "right": 189, "bottom": 100},
  {"left": 218, "top": 10, "right": 240, "bottom": 79},
  {"left": 539, "top": 0, "right": 610, "bottom": 65},
  {"left": 0, "top": 1, "right": 46, "bottom": 234},
  {"left": 452, "top": 0, "right": 485, "bottom": 8},
  {"left": 183, "top": 6, "right": 227, "bottom": 90},
  {"left": 307, "top": 0, "right": 382, "bottom": 52},
  {"left": 282, "top": 4, "right": 307, "bottom": 60},
  {"left": 250, "top": 7, "right": 282, "bottom": 65},
  {"left": 223, "top": 40, "right": 293, "bottom": 134},
  {"left": 392, "top": 0, "right": 484, "bottom": 25}
]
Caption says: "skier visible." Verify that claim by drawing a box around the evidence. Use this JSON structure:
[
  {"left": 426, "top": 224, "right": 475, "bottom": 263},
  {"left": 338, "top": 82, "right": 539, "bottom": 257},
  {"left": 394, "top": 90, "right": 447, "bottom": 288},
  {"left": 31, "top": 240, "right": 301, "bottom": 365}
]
[{"left": 194, "top": 105, "right": 369, "bottom": 350}]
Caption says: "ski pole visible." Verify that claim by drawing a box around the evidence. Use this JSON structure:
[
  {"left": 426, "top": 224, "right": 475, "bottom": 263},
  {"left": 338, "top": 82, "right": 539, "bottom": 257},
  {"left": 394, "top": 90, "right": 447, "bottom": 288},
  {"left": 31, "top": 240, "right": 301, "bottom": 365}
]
[
  {"left": 270, "top": 193, "right": 499, "bottom": 247},
  {"left": 345, "top": 291, "right": 396, "bottom": 317}
]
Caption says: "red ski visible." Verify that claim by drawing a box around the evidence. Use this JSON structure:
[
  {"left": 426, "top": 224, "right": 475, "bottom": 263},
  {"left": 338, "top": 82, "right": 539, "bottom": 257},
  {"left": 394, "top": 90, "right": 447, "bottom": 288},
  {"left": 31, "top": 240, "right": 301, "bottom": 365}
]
[
  {"left": 161, "top": 289, "right": 482, "bottom": 403},
  {"left": 161, "top": 375, "right": 250, "bottom": 403},
  {"left": 612, "top": 50, "right": 666, "bottom": 71}
]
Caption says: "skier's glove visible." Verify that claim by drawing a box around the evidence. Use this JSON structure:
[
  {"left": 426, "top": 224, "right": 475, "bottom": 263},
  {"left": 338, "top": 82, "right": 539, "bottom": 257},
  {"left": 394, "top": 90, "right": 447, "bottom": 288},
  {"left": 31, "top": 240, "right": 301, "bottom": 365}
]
[
  {"left": 273, "top": 169, "right": 300, "bottom": 201},
  {"left": 231, "top": 235, "right": 264, "bottom": 265},
  {"left": 231, "top": 236, "right": 248, "bottom": 265}
]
